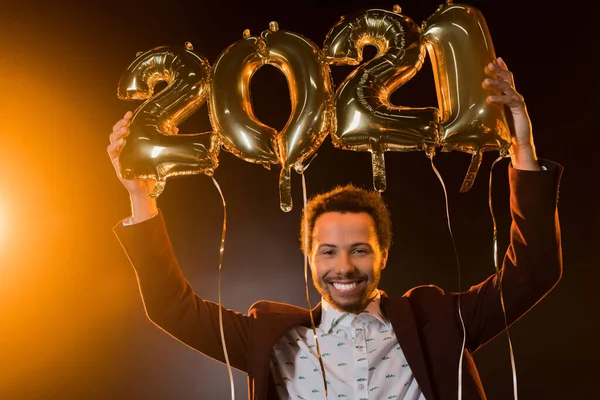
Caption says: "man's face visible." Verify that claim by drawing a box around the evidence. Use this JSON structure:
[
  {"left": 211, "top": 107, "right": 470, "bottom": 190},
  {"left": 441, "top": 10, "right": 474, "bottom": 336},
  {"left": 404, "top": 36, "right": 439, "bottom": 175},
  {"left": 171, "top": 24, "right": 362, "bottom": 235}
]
[{"left": 309, "top": 211, "right": 388, "bottom": 314}]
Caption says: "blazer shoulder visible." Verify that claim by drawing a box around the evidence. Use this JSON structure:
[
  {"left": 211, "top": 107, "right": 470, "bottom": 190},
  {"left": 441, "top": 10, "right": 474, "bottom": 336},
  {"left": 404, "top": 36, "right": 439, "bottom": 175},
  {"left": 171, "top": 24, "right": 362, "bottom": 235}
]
[
  {"left": 402, "top": 285, "right": 451, "bottom": 311},
  {"left": 398, "top": 285, "right": 452, "bottom": 326},
  {"left": 247, "top": 300, "right": 310, "bottom": 317},
  {"left": 403, "top": 284, "right": 446, "bottom": 299}
]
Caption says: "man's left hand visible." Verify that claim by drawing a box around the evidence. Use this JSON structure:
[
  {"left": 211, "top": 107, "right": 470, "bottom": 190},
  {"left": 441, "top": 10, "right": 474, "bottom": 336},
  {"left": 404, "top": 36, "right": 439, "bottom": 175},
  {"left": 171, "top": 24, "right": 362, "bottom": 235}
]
[{"left": 484, "top": 57, "right": 539, "bottom": 171}]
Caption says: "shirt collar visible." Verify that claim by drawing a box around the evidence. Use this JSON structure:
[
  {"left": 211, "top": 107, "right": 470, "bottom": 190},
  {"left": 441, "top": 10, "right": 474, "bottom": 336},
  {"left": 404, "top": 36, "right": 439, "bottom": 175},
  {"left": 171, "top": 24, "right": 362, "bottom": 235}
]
[{"left": 319, "top": 290, "right": 389, "bottom": 332}]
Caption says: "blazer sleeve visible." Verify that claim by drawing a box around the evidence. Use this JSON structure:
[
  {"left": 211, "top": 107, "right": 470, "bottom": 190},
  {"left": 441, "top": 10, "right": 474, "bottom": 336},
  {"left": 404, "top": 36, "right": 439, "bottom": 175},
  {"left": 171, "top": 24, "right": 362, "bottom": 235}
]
[
  {"left": 113, "top": 210, "right": 250, "bottom": 372},
  {"left": 458, "top": 160, "right": 563, "bottom": 352}
]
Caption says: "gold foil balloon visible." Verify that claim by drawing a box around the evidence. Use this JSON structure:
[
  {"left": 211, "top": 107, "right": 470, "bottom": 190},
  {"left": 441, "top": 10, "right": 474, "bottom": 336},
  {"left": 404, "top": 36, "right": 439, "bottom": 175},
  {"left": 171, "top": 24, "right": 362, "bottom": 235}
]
[
  {"left": 423, "top": 2, "right": 511, "bottom": 192},
  {"left": 323, "top": 5, "right": 439, "bottom": 192},
  {"left": 209, "top": 32, "right": 279, "bottom": 167},
  {"left": 211, "top": 23, "right": 334, "bottom": 212},
  {"left": 117, "top": 43, "right": 220, "bottom": 197}
]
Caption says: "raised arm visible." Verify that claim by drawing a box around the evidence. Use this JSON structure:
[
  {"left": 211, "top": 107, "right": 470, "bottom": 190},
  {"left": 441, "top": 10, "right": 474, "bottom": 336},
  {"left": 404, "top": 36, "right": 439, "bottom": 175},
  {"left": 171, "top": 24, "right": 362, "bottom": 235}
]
[
  {"left": 108, "top": 113, "right": 250, "bottom": 371},
  {"left": 459, "top": 57, "right": 563, "bottom": 350},
  {"left": 460, "top": 160, "right": 562, "bottom": 351}
]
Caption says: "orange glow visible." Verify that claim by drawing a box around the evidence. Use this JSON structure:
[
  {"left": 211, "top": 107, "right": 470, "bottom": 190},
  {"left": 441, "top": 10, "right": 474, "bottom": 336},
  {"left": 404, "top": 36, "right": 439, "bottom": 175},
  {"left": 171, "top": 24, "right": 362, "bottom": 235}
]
[
  {"left": 0, "top": 22, "right": 144, "bottom": 395},
  {"left": 0, "top": 199, "right": 4, "bottom": 251}
]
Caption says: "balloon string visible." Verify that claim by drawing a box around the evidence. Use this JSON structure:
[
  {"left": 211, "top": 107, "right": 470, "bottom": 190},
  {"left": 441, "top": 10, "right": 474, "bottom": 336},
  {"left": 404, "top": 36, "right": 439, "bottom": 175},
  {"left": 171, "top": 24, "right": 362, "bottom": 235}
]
[
  {"left": 428, "top": 155, "right": 467, "bottom": 400},
  {"left": 211, "top": 176, "right": 235, "bottom": 400},
  {"left": 301, "top": 171, "right": 328, "bottom": 398},
  {"left": 488, "top": 156, "right": 518, "bottom": 400}
]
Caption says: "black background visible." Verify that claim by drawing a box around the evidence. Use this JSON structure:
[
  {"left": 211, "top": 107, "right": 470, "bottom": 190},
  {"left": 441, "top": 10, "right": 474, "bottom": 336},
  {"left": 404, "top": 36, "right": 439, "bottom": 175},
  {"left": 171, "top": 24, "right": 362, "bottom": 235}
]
[{"left": 0, "top": 0, "right": 598, "bottom": 398}]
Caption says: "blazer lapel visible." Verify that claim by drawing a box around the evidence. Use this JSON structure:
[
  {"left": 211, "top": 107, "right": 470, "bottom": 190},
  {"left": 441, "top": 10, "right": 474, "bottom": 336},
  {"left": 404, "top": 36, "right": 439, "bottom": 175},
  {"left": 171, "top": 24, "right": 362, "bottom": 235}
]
[
  {"left": 382, "top": 295, "right": 436, "bottom": 400},
  {"left": 252, "top": 303, "right": 323, "bottom": 400},
  {"left": 269, "top": 302, "right": 323, "bottom": 333}
]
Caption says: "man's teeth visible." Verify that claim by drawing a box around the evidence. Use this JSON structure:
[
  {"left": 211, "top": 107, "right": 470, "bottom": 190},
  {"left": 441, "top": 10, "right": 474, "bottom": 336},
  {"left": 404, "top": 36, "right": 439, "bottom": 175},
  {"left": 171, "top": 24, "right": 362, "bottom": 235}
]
[{"left": 332, "top": 282, "right": 358, "bottom": 291}]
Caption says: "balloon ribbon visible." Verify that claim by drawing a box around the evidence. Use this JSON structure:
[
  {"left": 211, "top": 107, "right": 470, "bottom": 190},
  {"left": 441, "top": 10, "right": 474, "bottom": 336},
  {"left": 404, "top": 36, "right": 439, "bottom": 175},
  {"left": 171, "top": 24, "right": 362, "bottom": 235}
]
[
  {"left": 430, "top": 154, "right": 518, "bottom": 400},
  {"left": 428, "top": 154, "right": 467, "bottom": 399},
  {"left": 301, "top": 171, "right": 329, "bottom": 398},
  {"left": 211, "top": 176, "right": 236, "bottom": 400}
]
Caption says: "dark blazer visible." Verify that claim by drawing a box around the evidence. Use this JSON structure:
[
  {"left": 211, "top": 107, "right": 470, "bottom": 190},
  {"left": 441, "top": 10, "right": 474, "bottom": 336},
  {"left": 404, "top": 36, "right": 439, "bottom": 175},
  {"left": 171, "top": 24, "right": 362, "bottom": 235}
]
[{"left": 114, "top": 162, "right": 563, "bottom": 399}]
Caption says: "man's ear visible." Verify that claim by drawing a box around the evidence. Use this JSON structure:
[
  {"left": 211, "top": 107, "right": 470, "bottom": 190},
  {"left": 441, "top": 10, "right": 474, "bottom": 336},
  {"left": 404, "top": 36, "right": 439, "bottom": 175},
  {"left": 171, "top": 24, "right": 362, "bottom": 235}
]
[{"left": 381, "top": 249, "right": 389, "bottom": 270}]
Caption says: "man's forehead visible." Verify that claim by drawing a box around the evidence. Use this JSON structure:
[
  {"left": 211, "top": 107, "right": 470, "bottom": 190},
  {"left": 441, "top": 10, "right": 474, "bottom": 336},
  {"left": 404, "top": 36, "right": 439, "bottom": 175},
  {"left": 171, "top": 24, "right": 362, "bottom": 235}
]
[{"left": 312, "top": 212, "right": 377, "bottom": 238}]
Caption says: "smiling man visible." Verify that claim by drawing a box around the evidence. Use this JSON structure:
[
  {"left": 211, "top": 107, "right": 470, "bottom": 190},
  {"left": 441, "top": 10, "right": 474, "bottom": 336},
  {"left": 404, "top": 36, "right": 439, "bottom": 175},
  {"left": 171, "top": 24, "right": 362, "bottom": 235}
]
[
  {"left": 270, "top": 186, "right": 424, "bottom": 399},
  {"left": 109, "top": 58, "right": 563, "bottom": 399},
  {"left": 304, "top": 188, "right": 390, "bottom": 315}
]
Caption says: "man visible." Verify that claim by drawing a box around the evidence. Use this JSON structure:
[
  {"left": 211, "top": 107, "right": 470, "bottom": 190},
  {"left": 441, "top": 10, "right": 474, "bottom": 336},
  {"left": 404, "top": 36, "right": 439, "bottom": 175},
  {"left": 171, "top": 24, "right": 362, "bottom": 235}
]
[{"left": 107, "top": 58, "right": 563, "bottom": 399}]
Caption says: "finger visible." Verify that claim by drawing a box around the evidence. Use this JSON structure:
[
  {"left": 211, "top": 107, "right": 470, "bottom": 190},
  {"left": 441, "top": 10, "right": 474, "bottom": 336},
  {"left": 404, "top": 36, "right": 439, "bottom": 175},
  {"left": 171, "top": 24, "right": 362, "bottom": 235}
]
[
  {"left": 497, "top": 57, "right": 508, "bottom": 70},
  {"left": 487, "top": 61, "right": 513, "bottom": 85},
  {"left": 107, "top": 138, "right": 125, "bottom": 159},
  {"left": 112, "top": 112, "right": 133, "bottom": 131},
  {"left": 109, "top": 126, "right": 129, "bottom": 143},
  {"left": 112, "top": 118, "right": 130, "bottom": 132},
  {"left": 173, "top": 127, "right": 179, "bottom": 134},
  {"left": 483, "top": 78, "right": 513, "bottom": 94},
  {"left": 486, "top": 93, "right": 523, "bottom": 108},
  {"left": 488, "top": 62, "right": 508, "bottom": 77}
]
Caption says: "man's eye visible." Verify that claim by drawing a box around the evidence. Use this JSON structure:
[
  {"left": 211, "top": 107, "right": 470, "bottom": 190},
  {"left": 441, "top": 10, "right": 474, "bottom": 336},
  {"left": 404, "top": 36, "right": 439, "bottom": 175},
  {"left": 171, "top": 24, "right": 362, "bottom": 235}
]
[
  {"left": 321, "top": 250, "right": 335, "bottom": 256},
  {"left": 352, "top": 248, "right": 368, "bottom": 254}
]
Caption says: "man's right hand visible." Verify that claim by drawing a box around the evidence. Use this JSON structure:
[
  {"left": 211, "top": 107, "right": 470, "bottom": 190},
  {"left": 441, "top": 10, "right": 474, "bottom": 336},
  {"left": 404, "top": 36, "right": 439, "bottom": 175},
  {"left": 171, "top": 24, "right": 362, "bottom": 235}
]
[
  {"left": 107, "top": 111, "right": 159, "bottom": 223},
  {"left": 107, "top": 111, "right": 156, "bottom": 196}
]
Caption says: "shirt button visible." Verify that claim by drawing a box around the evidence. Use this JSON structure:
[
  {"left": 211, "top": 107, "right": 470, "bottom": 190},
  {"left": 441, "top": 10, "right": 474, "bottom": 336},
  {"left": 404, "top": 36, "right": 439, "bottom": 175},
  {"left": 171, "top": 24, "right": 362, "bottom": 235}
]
[
  {"left": 353, "top": 317, "right": 360, "bottom": 324},
  {"left": 358, "top": 383, "right": 365, "bottom": 390}
]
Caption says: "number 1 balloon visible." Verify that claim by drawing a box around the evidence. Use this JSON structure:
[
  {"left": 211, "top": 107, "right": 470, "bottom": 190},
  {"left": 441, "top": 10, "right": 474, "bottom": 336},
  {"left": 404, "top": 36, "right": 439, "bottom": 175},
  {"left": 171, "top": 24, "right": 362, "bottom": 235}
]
[
  {"left": 422, "top": 1, "right": 511, "bottom": 192},
  {"left": 117, "top": 42, "right": 220, "bottom": 198}
]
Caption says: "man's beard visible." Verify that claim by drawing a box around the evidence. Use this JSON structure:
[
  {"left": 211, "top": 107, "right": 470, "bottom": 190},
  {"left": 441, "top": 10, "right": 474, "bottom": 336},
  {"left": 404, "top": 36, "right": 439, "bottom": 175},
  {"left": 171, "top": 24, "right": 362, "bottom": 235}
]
[{"left": 313, "top": 270, "right": 381, "bottom": 314}]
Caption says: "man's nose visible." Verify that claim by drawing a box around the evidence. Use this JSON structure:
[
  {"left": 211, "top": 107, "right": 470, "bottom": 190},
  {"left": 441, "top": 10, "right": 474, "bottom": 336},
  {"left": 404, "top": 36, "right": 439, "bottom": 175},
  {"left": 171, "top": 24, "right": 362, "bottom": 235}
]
[{"left": 333, "top": 252, "right": 354, "bottom": 275}]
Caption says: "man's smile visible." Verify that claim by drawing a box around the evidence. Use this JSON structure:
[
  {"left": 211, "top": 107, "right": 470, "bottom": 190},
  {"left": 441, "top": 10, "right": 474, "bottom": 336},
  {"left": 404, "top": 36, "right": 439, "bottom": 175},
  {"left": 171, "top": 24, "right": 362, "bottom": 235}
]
[{"left": 328, "top": 280, "right": 366, "bottom": 294}]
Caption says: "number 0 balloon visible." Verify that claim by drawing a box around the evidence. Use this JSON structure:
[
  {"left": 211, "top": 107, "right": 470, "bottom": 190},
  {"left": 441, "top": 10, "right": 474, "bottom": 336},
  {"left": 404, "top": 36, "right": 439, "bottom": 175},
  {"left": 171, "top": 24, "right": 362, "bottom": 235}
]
[{"left": 211, "top": 23, "right": 334, "bottom": 212}]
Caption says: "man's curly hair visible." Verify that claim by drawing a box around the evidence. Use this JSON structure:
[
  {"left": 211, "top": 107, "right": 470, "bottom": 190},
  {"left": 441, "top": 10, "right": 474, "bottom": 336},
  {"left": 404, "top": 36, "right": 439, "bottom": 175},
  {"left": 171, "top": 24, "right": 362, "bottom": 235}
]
[{"left": 300, "top": 184, "right": 392, "bottom": 254}]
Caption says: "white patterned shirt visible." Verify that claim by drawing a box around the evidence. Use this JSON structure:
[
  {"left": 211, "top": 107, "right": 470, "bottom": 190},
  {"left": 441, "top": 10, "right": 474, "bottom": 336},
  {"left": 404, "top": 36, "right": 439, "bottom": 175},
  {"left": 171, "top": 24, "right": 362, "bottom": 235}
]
[{"left": 270, "top": 290, "right": 425, "bottom": 399}]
